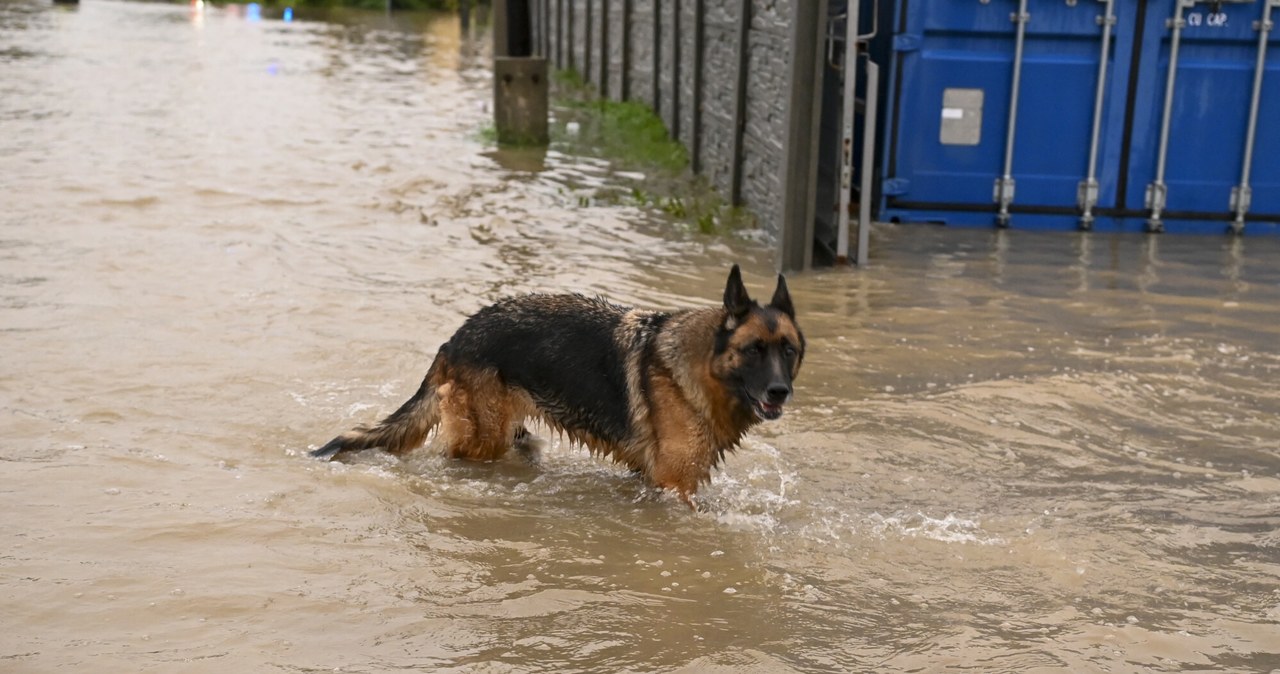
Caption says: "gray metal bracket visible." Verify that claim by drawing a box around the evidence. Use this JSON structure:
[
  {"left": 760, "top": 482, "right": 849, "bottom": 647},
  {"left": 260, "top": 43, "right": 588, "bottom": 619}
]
[
  {"left": 1077, "top": 178, "right": 1100, "bottom": 229},
  {"left": 834, "top": 1, "right": 880, "bottom": 265},
  {"left": 994, "top": 177, "right": 1016, "bottom": 228},
  {"left": 1145, "top": 182, "right": 1168, "bottom": 233}
]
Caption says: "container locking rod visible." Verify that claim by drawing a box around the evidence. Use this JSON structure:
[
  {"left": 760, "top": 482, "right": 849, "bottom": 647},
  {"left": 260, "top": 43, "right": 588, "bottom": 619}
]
[
  {"left": 1146, "top": 0, "right": 1195, "bottom": 234},
  {"left": 1229, "top": 0, "right": 1278, "bottom": 234},
  {"left": 1079, "top": 0, "right": 1115, "bottom": 230},
  {"left": 995, "top": 0, "right": 1030, "bottom": 228}
]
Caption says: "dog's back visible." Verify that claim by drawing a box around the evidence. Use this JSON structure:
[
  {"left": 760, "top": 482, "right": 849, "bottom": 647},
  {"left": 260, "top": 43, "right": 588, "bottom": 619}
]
[{"left": 442, "top": 294, "right": 639, "bottom": 446}]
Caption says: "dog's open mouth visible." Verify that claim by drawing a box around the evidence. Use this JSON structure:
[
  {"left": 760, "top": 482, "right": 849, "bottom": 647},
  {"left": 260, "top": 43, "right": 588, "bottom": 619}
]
[{"left": 751, "top": 397, "right": 785, "bottom": 421}]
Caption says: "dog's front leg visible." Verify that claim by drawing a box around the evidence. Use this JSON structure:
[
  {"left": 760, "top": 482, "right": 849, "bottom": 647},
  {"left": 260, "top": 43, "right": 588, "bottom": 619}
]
[
  {"left": 645, "top": 377, "right": 713, "bottom": 509},
  {"left": 649, "top": 434, "right": 716, "bottom": 511}
]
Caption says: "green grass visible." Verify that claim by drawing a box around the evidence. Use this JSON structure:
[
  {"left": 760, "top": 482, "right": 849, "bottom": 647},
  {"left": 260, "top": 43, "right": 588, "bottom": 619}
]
[
  {"left": 475, "top": 123, "right": 498, "bottom": 144},
  {"left": 551, "top": 70, "right": 688, "bottom": 173},
  {"left": 543, "top": 69, "right": 754, "bottom": 234}
]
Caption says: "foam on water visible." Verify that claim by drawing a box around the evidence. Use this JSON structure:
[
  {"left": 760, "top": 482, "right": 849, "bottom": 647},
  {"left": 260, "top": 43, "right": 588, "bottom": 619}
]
[
  {"left": 865, "top": 511, "right": 1006, "bottom": 546},
  {"left": 302, "top": 432, "right": 1010, "bottom": 554}
]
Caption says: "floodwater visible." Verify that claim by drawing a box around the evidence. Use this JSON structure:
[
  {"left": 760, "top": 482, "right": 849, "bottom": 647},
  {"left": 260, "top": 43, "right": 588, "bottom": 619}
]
[{"left": 3, "top": 1, "right": 1279, "bottom": 671}]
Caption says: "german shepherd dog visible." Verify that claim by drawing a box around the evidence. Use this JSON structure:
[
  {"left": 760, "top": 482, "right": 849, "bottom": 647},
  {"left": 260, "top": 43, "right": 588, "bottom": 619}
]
[{"left": 312, "top": 265, "right": 803, "bottom": 507}]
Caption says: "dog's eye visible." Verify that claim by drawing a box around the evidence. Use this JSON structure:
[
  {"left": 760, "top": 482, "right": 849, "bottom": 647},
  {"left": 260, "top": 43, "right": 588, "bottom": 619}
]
[
  {"left": 783, "top": 344, "right": 797, "bottom": 359},
  {"left": 746, "top": 341, "right": 767, "bottom": 357}
]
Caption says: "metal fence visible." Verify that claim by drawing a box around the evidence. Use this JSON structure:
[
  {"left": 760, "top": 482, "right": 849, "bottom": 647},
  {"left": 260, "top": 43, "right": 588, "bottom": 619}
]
[{"left": 531, "top": 0, "right": 814, "bottom": 261}]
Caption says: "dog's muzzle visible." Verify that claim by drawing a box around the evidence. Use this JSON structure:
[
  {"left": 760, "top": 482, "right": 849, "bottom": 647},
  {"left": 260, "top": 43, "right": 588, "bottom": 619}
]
[{"left": 751, "top": 385, "right": 791, "bottom": 421}]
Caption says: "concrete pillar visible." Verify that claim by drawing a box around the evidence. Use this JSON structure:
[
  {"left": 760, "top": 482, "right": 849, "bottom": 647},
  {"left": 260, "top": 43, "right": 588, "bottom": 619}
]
[
  {"left": 777, "top": 0, "right": 829, "bottom": 272},
  {"left": 494, "top": 57, "right": 549, "bottom": 145}
]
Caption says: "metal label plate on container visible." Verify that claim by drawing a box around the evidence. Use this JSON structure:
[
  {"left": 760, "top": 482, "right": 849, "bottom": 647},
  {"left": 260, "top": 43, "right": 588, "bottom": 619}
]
[{"left": 940, "top": 88, "right": 983, "bottom": 146}]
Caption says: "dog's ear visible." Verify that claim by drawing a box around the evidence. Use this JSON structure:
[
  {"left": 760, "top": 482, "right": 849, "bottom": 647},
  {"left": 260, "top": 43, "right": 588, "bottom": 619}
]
[
  {"left": 723, "top": 264, "right": 752, "bottom": 321},
  {"left": 769, "top": 274, "right": 795, "bottom": 319}
]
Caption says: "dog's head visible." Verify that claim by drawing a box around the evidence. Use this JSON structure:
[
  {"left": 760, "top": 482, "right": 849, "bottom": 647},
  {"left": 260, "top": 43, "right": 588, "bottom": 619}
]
[{"left": 712, "top": 264, "right": 805, "bottom": 421}]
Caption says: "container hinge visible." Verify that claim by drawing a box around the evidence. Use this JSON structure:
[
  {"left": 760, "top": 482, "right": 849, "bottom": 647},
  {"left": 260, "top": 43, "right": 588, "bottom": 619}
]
[
  {"left": 993, "top": 177, "right": 1015, "bottom": 227},
  {"left": 1230, "top": 185, "right": 1251, "bottom": 218},
  {"left": 1144, "top": 182, "right": 1168, "bottom": 233},
  {"left": 1260, "top": 0, "right": 1280, "bottom": 30},
  {"left": 1077, "top": 178, "right": 1099, "bottom": 230},
  {"left": 892, "top": 34, "right": 922, "bottom": 52},
  {"left": 882, "top": 178, "right": 910, "bottom": 196}
]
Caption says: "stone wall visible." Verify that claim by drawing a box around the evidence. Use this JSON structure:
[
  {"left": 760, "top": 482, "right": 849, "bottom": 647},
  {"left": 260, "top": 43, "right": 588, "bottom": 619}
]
[{"left": 741, "top": 0, "right": 790, "bottom": 237}]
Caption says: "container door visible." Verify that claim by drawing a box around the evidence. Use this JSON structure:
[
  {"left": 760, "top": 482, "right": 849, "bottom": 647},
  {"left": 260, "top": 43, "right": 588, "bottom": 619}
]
[
  {"left": 1123, "top": 0, "right": 1280, "bottom": 232},
  {"left": 882, "top": 0, "right": 1136, "bottom": 228}
]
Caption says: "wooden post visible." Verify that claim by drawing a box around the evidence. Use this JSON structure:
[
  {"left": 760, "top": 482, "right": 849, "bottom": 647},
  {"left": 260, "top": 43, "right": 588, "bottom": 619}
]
[
  {"left": 776, "top": 0, "right": 829, "bottom": 272},
  {"left": 494, "top": 57, "right": 550, "bottom": 145}
]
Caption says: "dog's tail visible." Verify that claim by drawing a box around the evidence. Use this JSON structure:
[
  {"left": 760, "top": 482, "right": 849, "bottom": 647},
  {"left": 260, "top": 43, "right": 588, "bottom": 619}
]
[{"left": 311, "top": 360, "right": 442, "bottom": 460}]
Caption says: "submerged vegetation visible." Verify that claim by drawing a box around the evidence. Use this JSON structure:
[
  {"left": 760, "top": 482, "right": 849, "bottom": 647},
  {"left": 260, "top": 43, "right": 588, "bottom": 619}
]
[
  {"left": 491, "top": 68, "right": 756, "bottom": 235},
  {"left": 550, "top": 70, "right": 689, "bottom": 173}
]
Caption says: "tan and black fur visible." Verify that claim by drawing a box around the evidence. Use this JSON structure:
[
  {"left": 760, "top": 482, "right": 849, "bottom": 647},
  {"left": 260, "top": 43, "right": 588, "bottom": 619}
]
[{"left": 312, "top": 264, "right": 804, "bottom": 507}]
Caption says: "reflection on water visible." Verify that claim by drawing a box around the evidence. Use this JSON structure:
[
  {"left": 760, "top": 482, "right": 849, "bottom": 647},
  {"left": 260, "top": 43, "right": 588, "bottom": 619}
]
[{"left": 2, "top": 1, "right": 1279, "bottom": 672}]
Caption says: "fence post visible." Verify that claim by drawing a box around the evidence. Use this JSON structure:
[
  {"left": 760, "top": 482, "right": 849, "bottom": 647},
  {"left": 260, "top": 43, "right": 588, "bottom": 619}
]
[
  {"left": 622, "top": 0, "right": 632, "bottom": 100},
  {"left": 493, "top": 1, "right": 547, "bottom": 145},
  {"left": 494, "top": 0, "right": 509, "bottom": 57},
  {"left": 729, "top": 0, "right": 750, "bottom": 205},
  {"left": 601, "top": 0, "right": 611, "bottom": 97},
  {"left": 670, "top": 0, "right": 681, "bottom": 141},
  {"left": 586, "top": 0, "right": 594, "bottom": 86},
  {"left": 653, "top": 0, "right": 662, "bottom": 115},
  {"left": 777, "top": 0, "right": 828, "bottom": 272},
  {"left": 494, "top": 57, "right": 550, "bottom": 145},
  {"left": 567, "top": 0, "right": 575, "bottom": 72},
  {"left": 691, "top": 0, "right": 703, "bottom": 173},
  {"left": 548, "top": 0, "right": 555, "bottom": 59}
]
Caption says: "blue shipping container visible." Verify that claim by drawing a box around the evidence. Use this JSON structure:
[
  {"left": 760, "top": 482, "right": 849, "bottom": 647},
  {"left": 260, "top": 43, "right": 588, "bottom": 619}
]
[{"left": 879, "top": 0, "right": 1280, "bottom": 234}]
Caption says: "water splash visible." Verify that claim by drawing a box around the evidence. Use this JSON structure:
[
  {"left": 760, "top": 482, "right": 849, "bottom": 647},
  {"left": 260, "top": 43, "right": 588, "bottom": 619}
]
[{"left": 866, "top": 511, "right": 1006, "bottom": 546}]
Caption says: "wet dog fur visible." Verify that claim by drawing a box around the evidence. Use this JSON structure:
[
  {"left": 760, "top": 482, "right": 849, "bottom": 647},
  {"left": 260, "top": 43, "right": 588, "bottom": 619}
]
[{"left": 312, "top": 264, "right": 804, "bottom": 507}]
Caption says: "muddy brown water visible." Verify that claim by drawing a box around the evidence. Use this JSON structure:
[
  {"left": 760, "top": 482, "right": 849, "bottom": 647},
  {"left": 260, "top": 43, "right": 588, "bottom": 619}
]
[{"left": 3, "top": 2, "right": 1279, "bottom": 672}]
